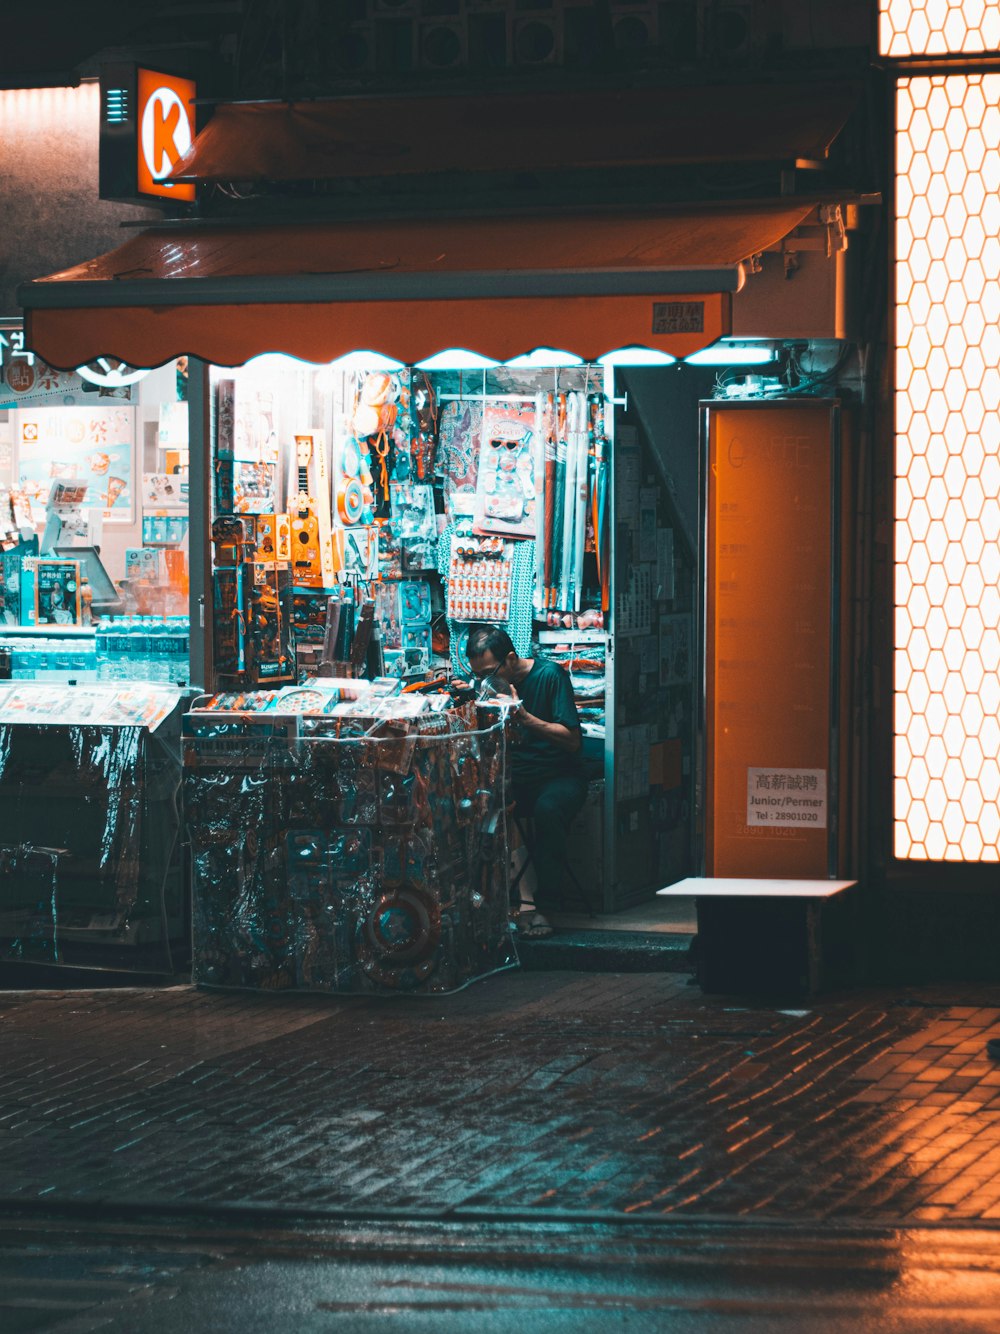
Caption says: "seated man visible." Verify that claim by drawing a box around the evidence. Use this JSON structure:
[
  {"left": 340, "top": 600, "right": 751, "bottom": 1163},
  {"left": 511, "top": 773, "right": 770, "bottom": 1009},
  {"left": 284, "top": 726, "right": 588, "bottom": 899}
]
[{"left": 466, "top": 625, "right": 587, "bottom": 937}]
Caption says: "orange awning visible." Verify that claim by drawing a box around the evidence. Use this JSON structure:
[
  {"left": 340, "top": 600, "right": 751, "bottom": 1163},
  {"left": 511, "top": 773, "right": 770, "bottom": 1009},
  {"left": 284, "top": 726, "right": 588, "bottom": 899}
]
[
  {"left": 167, "top": 82, "right": 858, "bottom": 184},
  {"left": 20, "top": 202, "right": 817, "bottom": 369}
]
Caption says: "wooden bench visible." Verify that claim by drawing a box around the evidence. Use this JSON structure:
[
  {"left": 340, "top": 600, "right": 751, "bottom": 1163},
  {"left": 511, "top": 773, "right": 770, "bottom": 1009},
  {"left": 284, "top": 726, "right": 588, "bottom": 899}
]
[{"left": 657, "top": 877, "right": 859, "bottom": 997}]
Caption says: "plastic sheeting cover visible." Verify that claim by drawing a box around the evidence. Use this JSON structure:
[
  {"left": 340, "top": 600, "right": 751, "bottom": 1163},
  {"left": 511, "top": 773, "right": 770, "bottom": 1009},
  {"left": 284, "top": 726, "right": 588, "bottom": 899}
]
[
  {"left": 0, "top": 693, "right": 185, "bottom": 971},
  {"left": 185, "top": 703, "right": 516, "bottom": 995}
]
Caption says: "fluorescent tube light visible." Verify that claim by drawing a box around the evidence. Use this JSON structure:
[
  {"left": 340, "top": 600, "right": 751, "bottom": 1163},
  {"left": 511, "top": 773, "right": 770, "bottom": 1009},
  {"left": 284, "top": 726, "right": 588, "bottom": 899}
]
[
  {"left": 415, "top": 349, "right": 500, "bottom": 370},
  {"left": 598, "top": 347, "right": 676, "bottom": 367},
  {"left": 684, "top": 342, "right": 777, "bottom": 366},
  {"left": 504, "top": 348, "right": 584, "bottom": 368}
]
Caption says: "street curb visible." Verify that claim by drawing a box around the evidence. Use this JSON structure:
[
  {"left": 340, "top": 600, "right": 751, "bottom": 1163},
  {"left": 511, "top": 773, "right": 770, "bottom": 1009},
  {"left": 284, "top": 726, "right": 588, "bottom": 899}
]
[{"left": 516, "top": 928, "right": 695, "bottom": 973}]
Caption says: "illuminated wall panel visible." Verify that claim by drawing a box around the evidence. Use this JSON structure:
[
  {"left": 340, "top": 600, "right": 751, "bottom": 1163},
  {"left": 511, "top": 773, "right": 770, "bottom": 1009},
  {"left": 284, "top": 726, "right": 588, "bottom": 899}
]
[
  {"left": 895, "top": 72, "right": 1000, "bottom": 860},
  {"left": 880, "top": 1, "right": 1000, "bottom": 58}
]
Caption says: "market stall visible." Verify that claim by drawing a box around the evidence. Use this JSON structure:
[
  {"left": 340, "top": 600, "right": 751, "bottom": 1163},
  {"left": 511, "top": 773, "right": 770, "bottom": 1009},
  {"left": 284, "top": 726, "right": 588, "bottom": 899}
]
[
  {"left": 14, "top": 195, "right": 827, "bottom": 973},
  {"left": 185, "top": 683, "right": 513, "bottom": 994}
]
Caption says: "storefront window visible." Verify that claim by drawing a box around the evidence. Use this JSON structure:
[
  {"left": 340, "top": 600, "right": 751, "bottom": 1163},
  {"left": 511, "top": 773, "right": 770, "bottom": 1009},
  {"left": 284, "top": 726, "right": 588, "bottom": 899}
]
[{"left": 0, "top": 332, "right": 190, "bottom": 686}]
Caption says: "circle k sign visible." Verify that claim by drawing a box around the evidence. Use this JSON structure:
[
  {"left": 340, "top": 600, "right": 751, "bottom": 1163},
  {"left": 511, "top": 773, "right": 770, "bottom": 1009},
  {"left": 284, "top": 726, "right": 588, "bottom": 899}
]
[{"left": 136, "top": 68, "right": 196, "bottom": 202}]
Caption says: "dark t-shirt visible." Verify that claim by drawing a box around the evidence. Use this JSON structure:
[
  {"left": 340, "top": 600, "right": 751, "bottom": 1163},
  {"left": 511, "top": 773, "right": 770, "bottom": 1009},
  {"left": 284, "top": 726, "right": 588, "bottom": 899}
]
[{"left": 512, "top": 657, "right": 583, "bottom": 786}]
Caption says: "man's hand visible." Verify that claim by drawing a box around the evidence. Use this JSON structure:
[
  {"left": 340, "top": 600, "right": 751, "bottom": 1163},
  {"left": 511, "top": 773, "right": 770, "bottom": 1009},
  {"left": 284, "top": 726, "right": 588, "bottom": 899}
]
[{"left": 510, "top": 686, "right": 580, "bottom": 753}]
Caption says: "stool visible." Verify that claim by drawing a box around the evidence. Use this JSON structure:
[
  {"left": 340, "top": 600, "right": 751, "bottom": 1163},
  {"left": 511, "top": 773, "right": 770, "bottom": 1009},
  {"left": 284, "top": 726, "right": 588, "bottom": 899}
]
[{"left": 510, "top": 815, "right": 599, "bottom": 918}]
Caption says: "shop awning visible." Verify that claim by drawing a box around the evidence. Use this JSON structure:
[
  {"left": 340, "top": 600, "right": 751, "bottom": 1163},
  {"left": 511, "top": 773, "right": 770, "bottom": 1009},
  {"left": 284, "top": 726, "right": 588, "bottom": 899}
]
[
  {"left": 20, "top": 202, "right": 818, "bottom": 369},
  {"left": 166, "top": 82, "right": 858, "bottom": 184}
]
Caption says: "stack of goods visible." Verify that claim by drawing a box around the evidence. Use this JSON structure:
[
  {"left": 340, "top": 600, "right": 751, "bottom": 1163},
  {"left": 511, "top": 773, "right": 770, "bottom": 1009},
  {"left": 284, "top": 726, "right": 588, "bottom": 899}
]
[
  {"left": 184, "top": 684, "right": 515, "bottom": 995},
  {"left": 545, "top": 639, "right": 607, "bottom": 728}
]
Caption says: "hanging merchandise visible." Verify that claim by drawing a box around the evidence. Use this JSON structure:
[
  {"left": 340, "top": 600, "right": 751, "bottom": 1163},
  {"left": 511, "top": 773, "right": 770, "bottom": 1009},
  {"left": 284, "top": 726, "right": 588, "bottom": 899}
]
[
  {"left": 542, "top": 391, "right": 557, "bottom": 609},
  {"left": 350, "top": 372, "right": 403, "bottom": 517},
  {"left": 376, "top": 577, "right": 435, "bottom": 680},
  {"left": 339, "top": 526, "right": 378, "bottom": 580},
  {"left": 245, "top": 561, "right": 295, "bottom": 685},
  {"left": 549, "top": 394, "right": 567, "bottom": 610},
  {"left": 288, "top": 430, "right": 336, "bottom": 587},
  {"left": 438, "top": 397, "right": 482, "bottom": 514},
  {"left": 439, "top": 523, "right": 534, "bottom": 676},
  {"left": 333, "top": 435, "right": 374, "bottom": 528},
  {"left": 590, "top": 394, "right": 611, "bottom": 614},
  {"left": 374, "top": 579, "right": 402, "bottom": 649},
  {"left": 571, "top": 393, "right": 589, "bottom": 612},
  {"left": 474, "top": 400, "right": 537, "bottom": 540},
  {"left": 390, "top": 481, "right": 437, "bottom": 572},
  {"left": 532, "top": 392, "right": 547, "bottom": 614},
  {"left": 446, "top": 535, "right": 513, "bottom": 623},
  {"left": 558, "top": 393, "right": 579, "bottom": 611},
  {"left": 410, "top": 371, "right": 438, "bottom": 483},
  {"left": 215, "top": 377, "right": 278, "bottom": 516}
]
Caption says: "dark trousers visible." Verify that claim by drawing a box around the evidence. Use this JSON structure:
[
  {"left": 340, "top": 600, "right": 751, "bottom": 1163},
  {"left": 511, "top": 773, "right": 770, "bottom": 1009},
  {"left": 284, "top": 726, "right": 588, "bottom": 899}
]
[{"left": 513, "top": 773, "right": 587, "bottom": 912}]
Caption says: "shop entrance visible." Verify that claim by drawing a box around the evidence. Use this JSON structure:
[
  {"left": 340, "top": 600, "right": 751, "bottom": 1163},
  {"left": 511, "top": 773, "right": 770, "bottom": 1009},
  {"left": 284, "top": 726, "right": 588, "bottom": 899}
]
[{"left": 198, "top": 352, "right": 701, "bottom": 926}]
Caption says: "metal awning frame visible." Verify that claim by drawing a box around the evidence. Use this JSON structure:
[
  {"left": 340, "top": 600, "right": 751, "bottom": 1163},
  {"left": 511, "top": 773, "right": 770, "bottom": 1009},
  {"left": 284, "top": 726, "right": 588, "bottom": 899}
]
[{"left": 21, "top": 264, "right": 744, "bottom": 310}]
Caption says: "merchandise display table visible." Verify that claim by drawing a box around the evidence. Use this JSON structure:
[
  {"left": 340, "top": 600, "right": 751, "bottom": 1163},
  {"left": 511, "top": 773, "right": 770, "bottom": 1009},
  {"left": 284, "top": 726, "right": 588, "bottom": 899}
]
[
  {"left": 185, "top": 687, "right": 516, "bottom": 994},
  {"left": 658, "top": 877, "right": 859, "bottom": 997}
]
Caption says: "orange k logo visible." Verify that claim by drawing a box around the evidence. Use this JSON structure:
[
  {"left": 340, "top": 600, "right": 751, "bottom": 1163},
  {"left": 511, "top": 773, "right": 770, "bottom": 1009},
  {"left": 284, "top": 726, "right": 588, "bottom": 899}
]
[{"left": 152, "top": 99, "right": 182, "bottom": 174}]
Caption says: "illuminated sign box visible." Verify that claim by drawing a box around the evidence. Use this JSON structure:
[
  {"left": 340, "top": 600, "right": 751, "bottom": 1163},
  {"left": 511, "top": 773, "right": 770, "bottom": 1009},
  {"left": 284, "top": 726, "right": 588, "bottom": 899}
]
[{"left": 99, "top": 64, "right": 196, "bottom": 205}]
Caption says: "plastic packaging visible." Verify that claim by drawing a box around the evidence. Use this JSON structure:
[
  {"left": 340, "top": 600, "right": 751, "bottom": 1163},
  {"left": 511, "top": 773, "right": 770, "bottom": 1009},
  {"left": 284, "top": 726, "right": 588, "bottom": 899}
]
[{"left": 186, "top": 702, "right": 516, "bottom": 995}]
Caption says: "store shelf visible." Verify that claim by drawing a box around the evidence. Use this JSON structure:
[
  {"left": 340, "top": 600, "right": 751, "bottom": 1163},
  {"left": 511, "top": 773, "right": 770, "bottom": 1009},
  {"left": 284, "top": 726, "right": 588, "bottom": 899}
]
[{"left": 537, "top": 629, "right": 608, "bottom": 644}]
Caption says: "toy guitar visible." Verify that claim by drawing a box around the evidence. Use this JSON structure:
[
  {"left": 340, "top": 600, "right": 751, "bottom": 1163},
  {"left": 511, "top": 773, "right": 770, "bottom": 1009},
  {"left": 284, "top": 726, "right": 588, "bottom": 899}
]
[{"left": 289, "top": 431, "right": 336, "bottom": 587}]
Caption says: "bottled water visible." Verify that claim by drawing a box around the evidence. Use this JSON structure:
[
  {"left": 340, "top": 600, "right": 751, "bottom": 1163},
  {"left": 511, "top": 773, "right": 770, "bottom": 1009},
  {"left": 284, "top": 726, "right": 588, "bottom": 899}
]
[
  {"left": 95, "top": 617, "right": 110, "bottom": 681},
  {"left": 148, "top": 616, "right": 167, "bottom": 682},
  {"left": 94, "top": 614, "right": 190, "bottom": 686}
]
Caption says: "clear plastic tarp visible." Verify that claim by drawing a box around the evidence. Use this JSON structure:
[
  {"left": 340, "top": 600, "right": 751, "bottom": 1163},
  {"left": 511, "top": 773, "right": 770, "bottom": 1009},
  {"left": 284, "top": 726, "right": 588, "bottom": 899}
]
[
  {"left": 185, "top": 699, "right": 516, "bottom": 994},
  {"left": 0, "top": 684, "right": 187, "bottom": 972}
]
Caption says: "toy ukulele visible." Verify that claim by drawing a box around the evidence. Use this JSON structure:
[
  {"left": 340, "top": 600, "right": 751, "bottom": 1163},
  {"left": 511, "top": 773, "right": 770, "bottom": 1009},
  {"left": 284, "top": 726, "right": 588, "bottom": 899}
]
[{"left": 289, "top": 431, "right": 336, "bottom": 587}]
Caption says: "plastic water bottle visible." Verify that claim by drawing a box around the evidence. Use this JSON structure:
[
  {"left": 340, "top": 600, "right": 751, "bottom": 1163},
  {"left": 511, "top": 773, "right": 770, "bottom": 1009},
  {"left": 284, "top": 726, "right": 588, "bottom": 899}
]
[
  {"left": 165, "top": 615, "right": 189, "bottom": 685},
  {"left": 135, "top": 616, "right": 152, "bottom": 682},
  {"left": 147, "top": 616, "right": 166, "bottom": 682},
  {"left": 120, "top": 613, "right": 139, "bottom": 677},
  {"left": 112, "top": 617, "right": 128, "bottom": 679},
  {"left": 95, "top": 617, "right": 110, "bottom": 681}
]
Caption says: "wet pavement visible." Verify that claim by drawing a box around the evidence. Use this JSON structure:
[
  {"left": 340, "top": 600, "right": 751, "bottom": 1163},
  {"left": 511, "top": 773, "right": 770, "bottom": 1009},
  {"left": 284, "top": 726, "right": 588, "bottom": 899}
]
[
  {"left": 6, "top": 1211, "right": 1000, "bottom": 1331},
  {"left": 5, "top": 970, "right": 1000, "bottom": 1228}
]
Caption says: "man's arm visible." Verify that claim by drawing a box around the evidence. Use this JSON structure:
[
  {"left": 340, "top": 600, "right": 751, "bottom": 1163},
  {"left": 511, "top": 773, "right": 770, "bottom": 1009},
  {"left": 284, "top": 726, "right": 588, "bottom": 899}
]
[{"left": 509, "top": 682, "right": 582, "bottom": 753}]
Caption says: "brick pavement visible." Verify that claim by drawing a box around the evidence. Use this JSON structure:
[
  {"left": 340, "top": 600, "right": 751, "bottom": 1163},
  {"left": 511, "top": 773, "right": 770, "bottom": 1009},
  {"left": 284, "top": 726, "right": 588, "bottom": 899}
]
[{"left": 5, "top": 972, "right": 1000, "bottom": 1225}]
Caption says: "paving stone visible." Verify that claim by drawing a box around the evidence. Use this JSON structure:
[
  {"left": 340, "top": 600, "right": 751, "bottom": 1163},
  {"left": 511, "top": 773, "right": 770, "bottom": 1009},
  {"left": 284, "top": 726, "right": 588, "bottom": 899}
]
[{"left": 6, "top": 976, "right": 1000, "bottom": 1225}]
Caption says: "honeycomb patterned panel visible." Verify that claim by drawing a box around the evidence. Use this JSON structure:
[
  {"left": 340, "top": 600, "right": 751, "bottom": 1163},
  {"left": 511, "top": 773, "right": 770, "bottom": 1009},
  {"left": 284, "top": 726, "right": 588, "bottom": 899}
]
[
  {"left": 880, "top": 1, "right": 1000, "bottom": 57},
  {"left": 896, "top": 72, "right": 1000, "bottom": 861}
]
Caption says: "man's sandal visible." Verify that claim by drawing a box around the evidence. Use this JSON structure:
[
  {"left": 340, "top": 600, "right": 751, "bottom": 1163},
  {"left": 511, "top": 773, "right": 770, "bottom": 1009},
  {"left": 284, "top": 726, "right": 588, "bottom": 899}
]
[{"left": 519, "top": 911, "right": 554, "bottom": 940}]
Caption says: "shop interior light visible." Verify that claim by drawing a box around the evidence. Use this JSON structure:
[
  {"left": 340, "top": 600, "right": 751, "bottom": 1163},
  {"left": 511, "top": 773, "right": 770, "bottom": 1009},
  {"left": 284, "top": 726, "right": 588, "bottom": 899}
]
[
  {"left": 75, "top": 359, "right": 150, "bottom": 389},
  {"left": 504, "top": 348, "right": 585, "bottom": 368},
  {"left": 415, "top": 350, "right": 501, "bottom": 371},
  {"left": 684, "top": 341, "right": 777, "bottom": 366},
  {"left": 327, "top": 351, "right": 406, "bottom": 372},
  {"left": 598, "top": 347, "right": 676, "bottom": 367}
]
